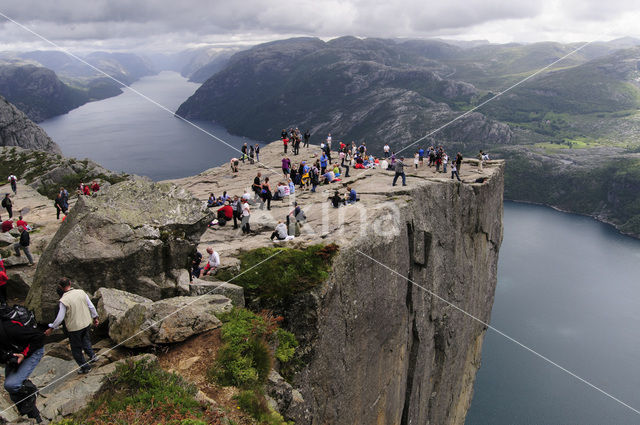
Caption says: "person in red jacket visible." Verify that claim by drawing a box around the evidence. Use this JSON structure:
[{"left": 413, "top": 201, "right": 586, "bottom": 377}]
[
  {"left": 82, "top": 185, "right": 91, "bottom": 196},
  {"left": 15, "top": 216, "right": 27, "bottom": 230},
  {"left": 0, "top": 259, "right": 7, "bottom": 304},
  {"left": 91, "top": 181, "right": 100, "bottom": 193}
]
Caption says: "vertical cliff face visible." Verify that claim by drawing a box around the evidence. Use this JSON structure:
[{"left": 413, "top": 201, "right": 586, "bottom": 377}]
[
  {"left": 0, "top": 95, "right": 61, "bottom": 153},
  {"left": 291, "top": 164, "right": 504, "bottom": 424}
]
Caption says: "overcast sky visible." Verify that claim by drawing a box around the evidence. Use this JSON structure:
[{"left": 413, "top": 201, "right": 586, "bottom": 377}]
[{"left": 0, "top": 0, "right": 639, "bottom": 52}]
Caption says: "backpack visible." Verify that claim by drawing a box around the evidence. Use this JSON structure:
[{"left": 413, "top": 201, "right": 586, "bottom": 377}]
[
  {"left": 1, "top": 198, "right": 5, "bottom": 208},
  {"left": 0, "top": 305, "right": 38, "bottom": 329}
]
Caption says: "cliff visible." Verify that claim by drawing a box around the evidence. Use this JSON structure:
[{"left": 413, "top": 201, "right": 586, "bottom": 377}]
[
  {"left": 169, "top": 141, "right": 504, "bottom": 424},
  {"left": 0, "top": 63, "right": 88, "bottom": 122},
  {"left": 0, "top": 95, "right": 61, "bottom": 153}
]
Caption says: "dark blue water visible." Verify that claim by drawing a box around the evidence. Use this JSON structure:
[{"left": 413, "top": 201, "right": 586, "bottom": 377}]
[
  {"left": 39, "top": 73, "right": 640, "bottom": 424},
  {"left": 467, "top": 202, "right": 640, "bottom": 425},
  {"left": 40, "top": 71, "right": 257, "bottom": 180}
]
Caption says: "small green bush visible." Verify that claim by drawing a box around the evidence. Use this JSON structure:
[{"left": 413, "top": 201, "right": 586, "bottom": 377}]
[
  {"left": 213, "top": 309, "right": 277, "bottom": 388},
  {"left": 217, "top": 243, "right": 339, "bottom": 301},
  {"left": 275, "top": 328, "right": 298, "bottom": 363},
  {"left": 58, "top": 358, "right": 225, "bottom": 425},
  {"left": 234, "top": 390, "right": 291, "bottom": 425}
]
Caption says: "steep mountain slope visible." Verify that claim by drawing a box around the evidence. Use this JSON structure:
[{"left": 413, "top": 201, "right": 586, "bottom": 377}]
[
  {"left": 176, "top": 36, "right": 512, "bottom": 150},
  {"left": 0, "top": 64, "right": 88, "bottom": 122},
  {"left": 0, "top": 95, "right": 61, "bottom": 153}
]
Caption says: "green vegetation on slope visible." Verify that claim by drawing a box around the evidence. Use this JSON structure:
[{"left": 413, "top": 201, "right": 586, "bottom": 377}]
[
  {"left": 52, "top": 358, "right": 224, "bottom": 425},
  {"left": 0, "top": 147, "right": 128, "bottom": 199},
  {"left": 217, "top": 243, "right": 339, "bottom": 302},
  {"left": 503, "top": 152, "right": 640, "bottom": 235},
  {"left": 210, "top": 308, "right": 297, "bottom": 425}
]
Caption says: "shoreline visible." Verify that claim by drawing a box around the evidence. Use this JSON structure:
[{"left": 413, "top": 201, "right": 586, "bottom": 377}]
[{"left": 505, "top": 198, "right": 640, "bottom": 240}]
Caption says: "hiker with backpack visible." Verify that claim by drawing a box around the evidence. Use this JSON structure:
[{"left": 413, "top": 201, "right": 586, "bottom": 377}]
[
  {"left": 2, "top": 193, "right": 12, "bottom": 219},
  {"left": 0, "top": 304, "right": 45, "bottom": 423},
  {"left": 8, "top": 175, "right": 17, "bottom": 195},
  {"left": 45, "top": 278, "right": 99, "bottom": 374}
]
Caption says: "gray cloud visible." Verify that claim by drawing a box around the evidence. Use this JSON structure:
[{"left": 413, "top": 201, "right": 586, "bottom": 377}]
[{"left": 0, "top": 0, "right": 638, "bottom": 51}]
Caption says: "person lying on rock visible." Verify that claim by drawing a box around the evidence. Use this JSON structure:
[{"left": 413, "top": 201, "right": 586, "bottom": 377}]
[
  {"left": 202, "top": 247, "right": 220, "bottom": 276},
  {"left": 45, "top": 278, "right": 99, "bottom": 374}
]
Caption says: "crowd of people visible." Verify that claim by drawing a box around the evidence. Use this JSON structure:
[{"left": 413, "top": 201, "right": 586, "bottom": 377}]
[{"left": 197, "top": 132, "right": 486, "bottom": 279}]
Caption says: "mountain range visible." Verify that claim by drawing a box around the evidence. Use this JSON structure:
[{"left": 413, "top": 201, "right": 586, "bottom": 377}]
[{"left": 176, "top": 36, "right": 640, "bottom": 236}]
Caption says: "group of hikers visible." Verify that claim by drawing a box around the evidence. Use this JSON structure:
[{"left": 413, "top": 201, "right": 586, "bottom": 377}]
[{"left": 0, "top": 174, "right": 108, "bottom": 423}]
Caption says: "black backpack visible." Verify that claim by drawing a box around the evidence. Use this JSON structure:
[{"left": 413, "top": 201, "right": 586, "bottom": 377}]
[
  {"left": 1, "top": 198, "right": 5, "bottom": 208},
  {"left": 0, "top": 305, "right": 38, "bottom": 329}
]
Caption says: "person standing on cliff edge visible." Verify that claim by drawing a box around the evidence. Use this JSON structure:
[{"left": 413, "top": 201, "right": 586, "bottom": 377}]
[
  {"left": 45, "top": 278, "right": 99, "bottom": 374},
  {"left": 392, "top": 157, "right": 407, "bottom": 186}
]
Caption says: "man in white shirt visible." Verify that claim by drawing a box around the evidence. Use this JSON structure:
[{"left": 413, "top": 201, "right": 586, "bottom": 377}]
[
  {"left": 241, "top": 199, "right": 251, "bottom": 233},
  {"left": 202, "top": 247, "right": 221, "bottom": 276},
  {"left": 383, "top": 144, "right": 390, "bottom": 158},
  {"left": 270, "top": 221, "right": 288, "bottom": 241},
  {"left": 45, "top": 278, "right": 99, "bottom": 374}
]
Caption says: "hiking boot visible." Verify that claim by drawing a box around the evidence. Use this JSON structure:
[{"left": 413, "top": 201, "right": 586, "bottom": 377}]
[{"left": 78, "top": 366, "right": 92, "bottom": 374}]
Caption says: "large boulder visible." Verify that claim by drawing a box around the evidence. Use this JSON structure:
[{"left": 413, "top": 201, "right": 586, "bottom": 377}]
[
  {"left": 6, "top": 271, "right": 31, "bottom": 298},
  {"left": 26, "top": 179, "right": 214, "bottom": 321},
  {"left": 189, "top": 278, "right": 245, "bottom": 307},
  {"left": 108, "top": 294, "right": 232, "bottom": 348},
  {"left": 94, "top": 287, "right": 152, "bottom": 326}
]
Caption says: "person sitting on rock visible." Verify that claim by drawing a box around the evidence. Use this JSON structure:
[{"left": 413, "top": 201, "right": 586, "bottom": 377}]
[
  {"left": 217, "top": 204, "right": 233, "bottom": 226},
  {"left": 190, "top": 250, "right": 203, "bottom": 280},
  {"left": 202, "top": 247, "right": 220, "bottom": 276},
  {"left": 270, "top": 220, "right": 288, "bottom": 241},
  {"left": 45, "top": 278, "right": 99, "bottom": 374},
  {"left": 329, "top": 191, "right": 344, "bottom": 208},
  {"left": 346, "top": 186, "right": 358, "bottom": 204},
  {"left": 91, "top": 181, "right": 100, "bottom": 193},
  {"left": 15, "top": 216, "right": 27, "bottom": 230},
  {"left": 207, "top": 193, "right": 216, "bottom": 208}
]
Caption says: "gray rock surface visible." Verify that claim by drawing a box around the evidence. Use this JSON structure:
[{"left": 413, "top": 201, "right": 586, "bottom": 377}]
[
  {"left": 26, "top": 179, "right": 214, "bottom": 320},
  {"left": 37, "top": 353, "right": 157, "bottom": 421},
  {"left": 284, "top": 162, "right": 504, "bottom": 424},
  {"left": 108, "top": 294, "right": 232, "bottom": 348},
  {"left": 189, "top": 278, "right": 245, "bottom": 307},
  {"left": 0, "top": 95, "right": 60, "bottom": 153},
  {"left": 6, "top": 270, "right": 31, "bottom": 298},
  {"left": 0, "top": 232, "right": 15, "bottom": 247},
  {"left": 3, "top": 254, "right": 39, "bottom": 268},
  {"left": 94, "top": 287, "right": 152, "bottom": 325}
]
